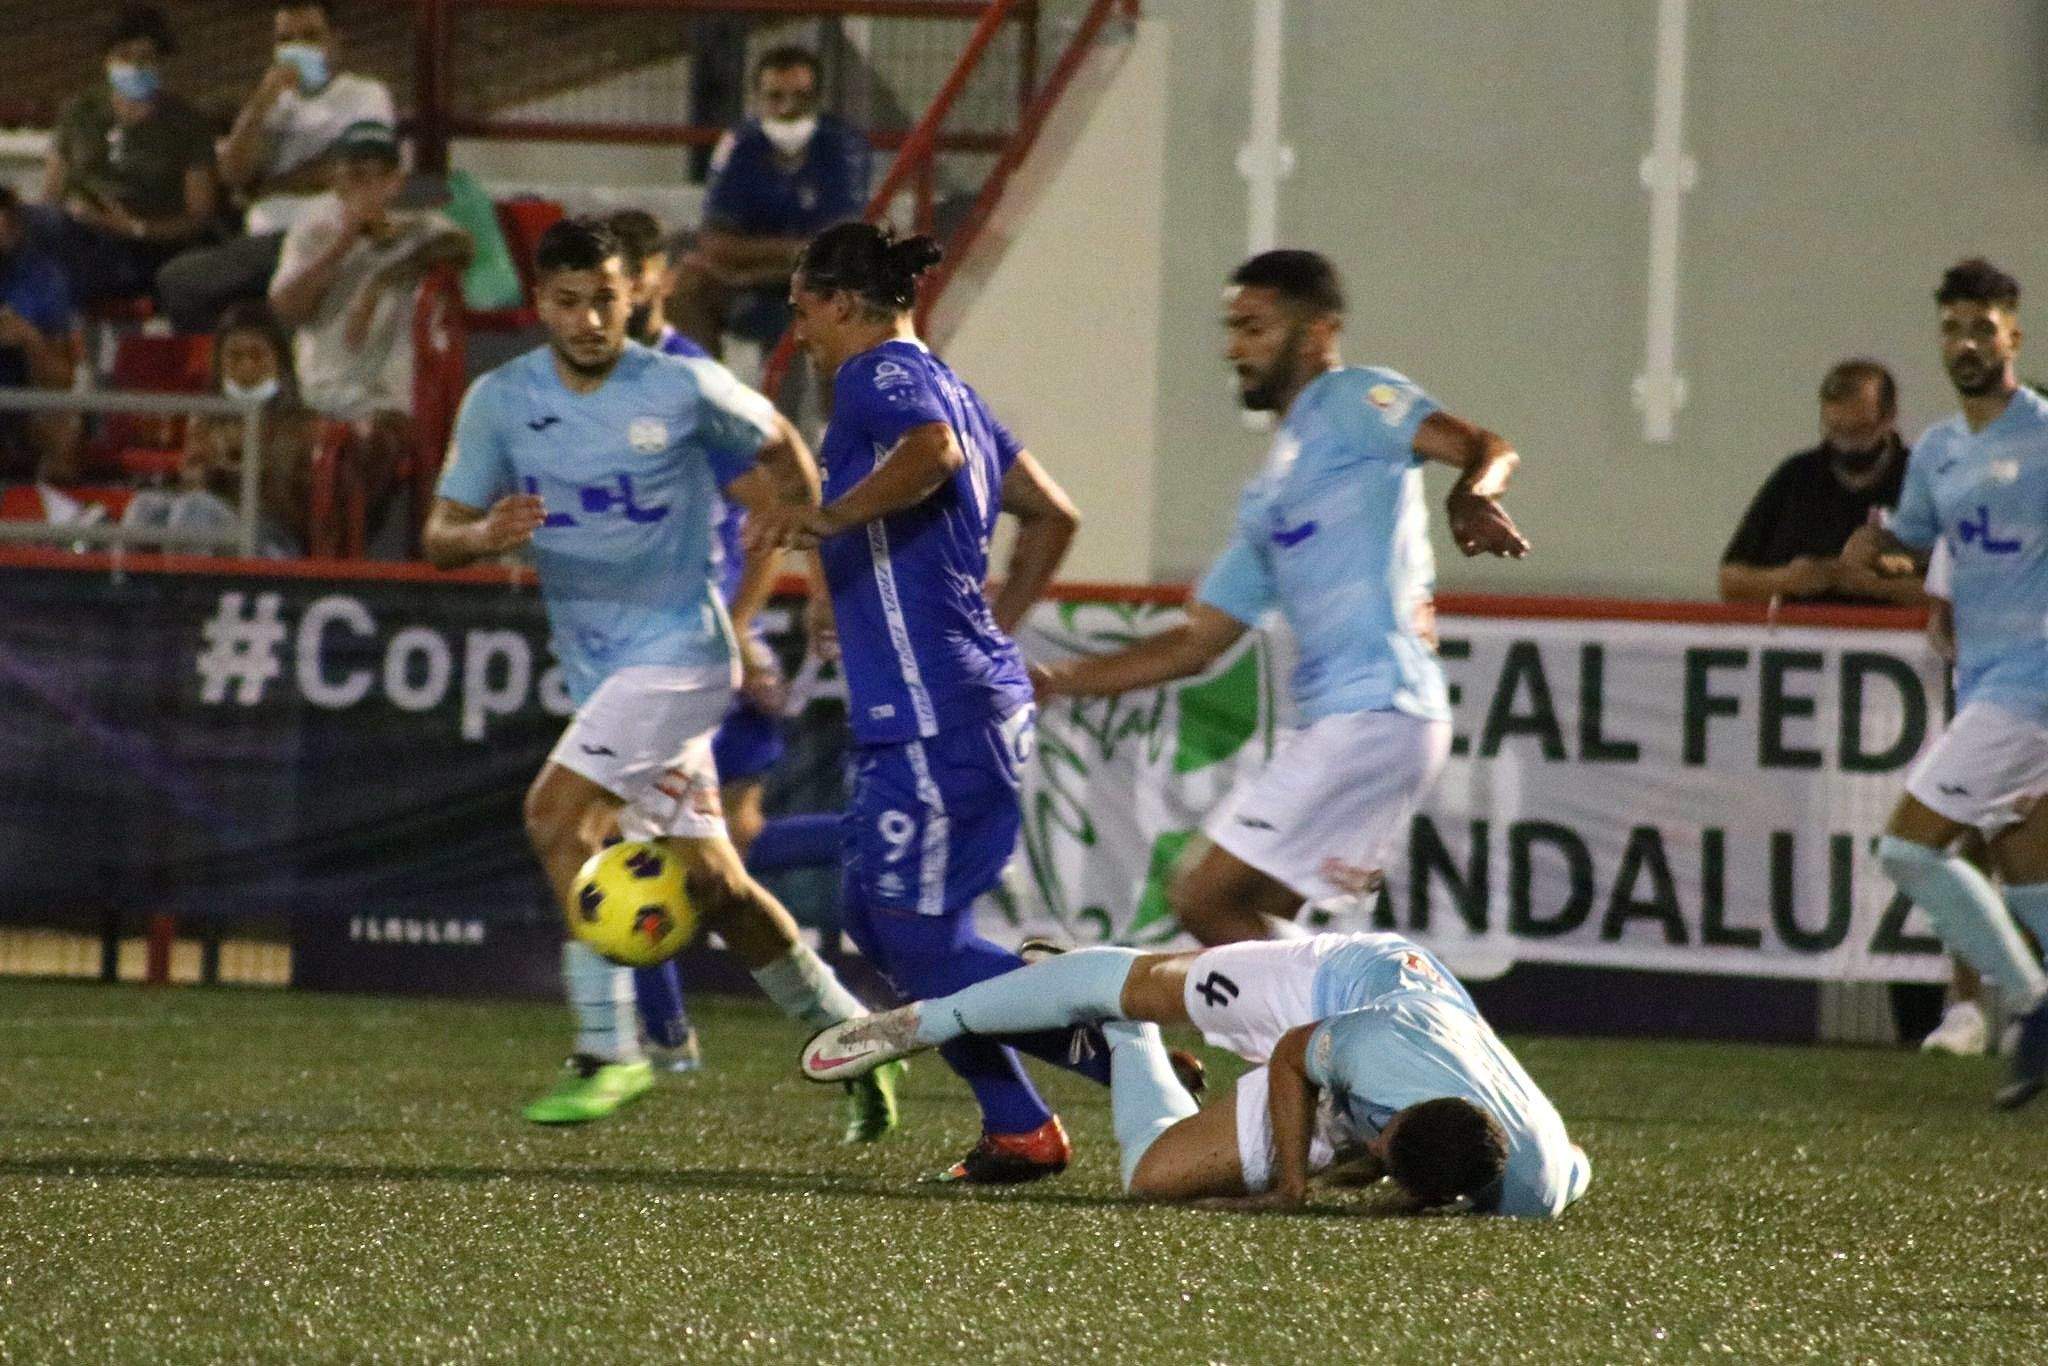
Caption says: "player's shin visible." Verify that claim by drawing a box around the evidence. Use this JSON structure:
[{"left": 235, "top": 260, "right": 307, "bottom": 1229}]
[
  {"left": 912, "top": 947, "right": 1143, "bottom": 1047},
  {"left": 1878, "top": 837, "right": 2048, "bottom": 1009},
  {"left": 1103, "top": 1021, "right": 1200, "bottom": 1192}
]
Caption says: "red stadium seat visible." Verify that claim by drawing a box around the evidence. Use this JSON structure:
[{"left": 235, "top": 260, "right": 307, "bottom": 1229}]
[
  {"left": 82, "top": 334, "right": 215, "bottom": 477},
  {"left": 306, "top": 418, "right": 364, "bottom": 559},
  {"left": 409, "top": 264, "right": 468, "bottom": 547},
  {"left": 0, "top": 483, "right": 137, "bottom": 522},
  {"left": 467, "top": 197, "right": 563, "bottom": 332}
]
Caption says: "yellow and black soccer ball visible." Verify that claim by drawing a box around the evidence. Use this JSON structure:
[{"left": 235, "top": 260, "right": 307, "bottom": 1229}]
[{"left": 568, "top": 841, "right": 696, "bottom": 968}]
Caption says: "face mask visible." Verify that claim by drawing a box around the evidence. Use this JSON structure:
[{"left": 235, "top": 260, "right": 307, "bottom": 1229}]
[
  {"left": 761, "top": 115, "right": 818, "bottom": 157},
  {"left": 107, "top": 62, "right": 160, "bottom": 103},
  {"left": 223, "top": 375, "right": 281, "bottom": 405},
  {"left": 275, "top": 42, "right": 330, "bottom": 92}
]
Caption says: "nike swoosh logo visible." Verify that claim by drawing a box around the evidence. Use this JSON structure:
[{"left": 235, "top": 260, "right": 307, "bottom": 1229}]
[
  {"left": 528, "top": 416, "right": 561, "bottom": 431},
  {"left": 580, "top": 744, "right": 617, "bottom": 757},
  {"left": 808, "top": 1050, "right": 866, "bottom": 1073},
  {"left": 1271, "top": 521, "right": 1318, "bottom": 548}
]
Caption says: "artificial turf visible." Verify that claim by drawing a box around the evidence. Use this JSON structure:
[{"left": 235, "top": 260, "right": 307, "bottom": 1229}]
[{"left": 2, "top": 978, "right": 2046, "bottom": 1364}]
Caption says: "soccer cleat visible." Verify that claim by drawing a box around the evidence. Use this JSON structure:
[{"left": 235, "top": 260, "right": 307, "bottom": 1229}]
[
  {"left": 650, "top": 1028, "right": 704, "bottom": 1074},
  {"left": 840, "top": 1059, "right": 906, "bottom": 1144},
  {"left": 1993, "top": 999, "right": 2048, "bottom": 1110},
  {"left": 522, "top": 1054, "right": 655, "bottom": 1125},
  {"left": 928, "top": 1116, "right": 1072, "bottom": 1184},
  {"left": 1921, "top": 1001, "right": 1986, "bottom": 1056},
  {"left": 802, "top": 1007, "right": 925, "bottom": 1083}
]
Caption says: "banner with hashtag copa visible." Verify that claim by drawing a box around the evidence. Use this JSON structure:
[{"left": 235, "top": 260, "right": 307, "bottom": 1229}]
[{"left": 0, "top": 566, "right": 844, "bottom": 955}]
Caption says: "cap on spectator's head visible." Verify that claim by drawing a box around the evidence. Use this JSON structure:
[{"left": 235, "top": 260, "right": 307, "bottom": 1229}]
[
  {"left": 107, "top": 4, "right": 175, "bottom": 57},
  {"left": 334, "top": 120, "right": 401, "bottom": 166}
]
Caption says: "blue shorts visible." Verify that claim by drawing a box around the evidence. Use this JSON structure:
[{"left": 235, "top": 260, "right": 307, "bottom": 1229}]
[
  {"left": 843, "top": 707, "right": 1035, "bottom": 916},
  {"left": 710, "top": 694, "right": 785, "bottom": 784}
]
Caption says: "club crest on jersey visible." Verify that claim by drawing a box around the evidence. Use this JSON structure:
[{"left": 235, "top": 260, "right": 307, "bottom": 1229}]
[
  {"left": 628, "top": 417, "right": 669, "bottom": 453},
  {"left": 1365, "top": 382, "right": 1414, "bottom": 425}
]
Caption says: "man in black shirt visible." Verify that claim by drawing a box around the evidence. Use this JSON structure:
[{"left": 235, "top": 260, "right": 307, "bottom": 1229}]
[{"left": 1720, "top": 358, "right": 1924, "bottom": 605}]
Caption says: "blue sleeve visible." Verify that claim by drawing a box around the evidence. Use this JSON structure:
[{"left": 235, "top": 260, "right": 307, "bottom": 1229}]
[
  {"left": 702, "top": 134, "right": 752, "bottom": 233},
  {"left": 1195, "top": 518, "right": 1276, "bottom": 626},
  {"left": 1889, "top": 434, "right": 1941, "bottom": 550},
  {"left": 838, "top": 353, "right": 951, "bottom": 453},
  {"left": 437, "top": 374, "right": 514, "bottom": 510},
  {"left": 810, "top": 121, "right": 870, "bottom": 228},
  {"left": 1336, "top": 367, "right": 1441, "bottom": 467},
  {"left": 13, "top": 258, "right": 70, "bottom": 335},
  {"left": 680, "top": 357, "right": 779, "bottom": 489}
]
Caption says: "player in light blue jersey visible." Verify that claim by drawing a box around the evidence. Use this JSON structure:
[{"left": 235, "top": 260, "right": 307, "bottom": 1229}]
[
  {"left": 1034, "top": 250, "right": 1530, "bottom": 946},
  {"left": 423, "top": 217, "right": 900, "bottom": 1138},
  {"left": 1846, "top": 258, "right": 2048, "bottom": 1107},
  {"left": 754, "top": 222, "right": 1129, "bottom": 1184},
  {"left": 804, "top": 931, "right": 1589, "bottom": 1217}
]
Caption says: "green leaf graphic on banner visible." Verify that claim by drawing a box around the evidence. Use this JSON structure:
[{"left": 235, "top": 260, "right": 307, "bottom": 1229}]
[
  {"left": 1174, "top": 645, "right": 1260, "bottom": 773},
  {"left": 1128, "top": 830, "right": 1194, "bottom": 937}
]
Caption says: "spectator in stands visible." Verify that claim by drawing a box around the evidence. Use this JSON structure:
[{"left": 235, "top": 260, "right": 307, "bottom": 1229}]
[
  {"left": 1719, "top": 358, "right": 1924, "bottom": 605},
  {"left": 0, "top": 187, "right": 80, "bottom": 482},
  {"left": 122, "top": 302, "right": 315, "bottom": 555},
  {"left": 669, "top": 46, "right": 869, "bottom": 358},
  {"left": 158, "top": 0, "right": 396, "bottom": 334},
  {"left": 268, "top": 121, "right": 469, "bottom": 529},
  {"left": 31, "top": 5, "right": 218, "bottom": 308}
]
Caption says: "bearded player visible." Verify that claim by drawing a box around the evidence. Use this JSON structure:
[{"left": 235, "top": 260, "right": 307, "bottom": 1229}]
[
  {"left": 804, "top": 931, "right": 1590, "bottom": 1218},
  {"left": 1846, "top": 257, "right": 2048, "bottom": 1108},
  {"left": 1031, "top": 249, "right": 1528, "bottom": 946},
  {"left": 423, "top": 216, "right": 899, "bottom": 1138}
]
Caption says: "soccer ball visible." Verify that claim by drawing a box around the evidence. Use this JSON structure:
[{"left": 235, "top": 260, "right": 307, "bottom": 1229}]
[{"left": 568, "top": 840, "right": 696, "bottom": 967}]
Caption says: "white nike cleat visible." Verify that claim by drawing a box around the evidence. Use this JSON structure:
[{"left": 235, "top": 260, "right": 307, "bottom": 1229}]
[
  {"left": 801, "top": 1006, "right": 927, "bottom": 1083},
  {"left": 1921, "top": 1001, "right": 1987, "bottom": 1056}
]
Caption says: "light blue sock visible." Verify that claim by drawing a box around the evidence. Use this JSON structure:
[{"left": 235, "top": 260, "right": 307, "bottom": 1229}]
[
  {"left": 1103, "top": 1021, "right": 1199, "bottom": 1191},
  {"left": 2005, "top": 883, "right": 2048, "bottom": 961},
  {"left": 912, "top": 947, "right": 1141, "bottom": 1046},
  {"left": 1879, "top": 836, "right": 2048, "bottom": 1009},
  {"left": 751, "top": 944, "right": 867, "bottom": 1030},
  {"left": 563, "top": 940, "right": 642, "bottom": 1063}
]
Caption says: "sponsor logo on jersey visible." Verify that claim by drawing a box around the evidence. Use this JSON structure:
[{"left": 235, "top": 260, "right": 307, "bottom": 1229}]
[{"left": 628, "top": 417, "right": 670, "bottom": 453}]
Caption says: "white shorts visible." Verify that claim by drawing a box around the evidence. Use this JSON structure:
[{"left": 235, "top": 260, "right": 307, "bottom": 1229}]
[
  {"left": 547, "top": 664, "right": 734, "bottom": 841},
  {"left": 1181, "top": 936, "right": 1349, "bottom": 1063},
  {"left": 1204, "top": 709, "right": 1450, "bottom": 904},
  {"left": 1234, "top": 1065, "right": 1352, "bottom": 1194},
  {"left": 1906, "top": 700, "right": 2048, "bottom": 836}
]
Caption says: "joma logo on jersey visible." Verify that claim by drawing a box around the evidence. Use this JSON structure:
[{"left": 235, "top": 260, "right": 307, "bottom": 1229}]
[
  {"left": 1956, "top": 504, "right": 2021, "bottom": 555},
  {"left": 520, "top": 474, "right": 669, "bottom": 527}
]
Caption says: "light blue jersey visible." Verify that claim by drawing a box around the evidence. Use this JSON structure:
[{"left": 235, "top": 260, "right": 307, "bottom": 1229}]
[
  {"left": 438, "top": 342, "right": 778, "bottom": 704},
  {"left": 1891, "top": 386, "right": 2048, "bottom": 725},
  {"left": 1197, "top": 366, "right": 1449, "bottom": 723},
  {"left": 1309, "top": 931, "right": 1473, "bottom": 1021},
  {"left": 1305, "top": 988, "right": 1590, "bottom": 1219}
]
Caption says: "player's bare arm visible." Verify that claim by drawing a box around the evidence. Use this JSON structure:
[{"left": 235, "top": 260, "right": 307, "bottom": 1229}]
[
  {"left": 1033, "top": 601, "right": 1248, "bottom": 702},
  {"left": 421, "top": 494, "right": 547, "bottom": 571},
  {"left": 989, "top": 451, "right": 1081, "bottom": 635},
  {"left": 1840, "top": 523, "right": 1924, "bottom": 580},
  {"left": 721, "top": 467, "right": 794, "bottom": 711},
  {"left": 747, "top": 419, "right": 960, "bottom": 552},
  {"left": 1414, "top": 411, "right": 1530, "bottom": 559},
  {"left": 1201, "top": 1024, "right": 1319, "bottom": 1213}
]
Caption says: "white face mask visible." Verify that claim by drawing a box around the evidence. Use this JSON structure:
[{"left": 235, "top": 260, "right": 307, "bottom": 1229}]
[
  {"left": 224, "top": 375, "right": 280, "bottom": 405},
  {"left": 761, "top": 115, "right": 818, "bottom": 157}
]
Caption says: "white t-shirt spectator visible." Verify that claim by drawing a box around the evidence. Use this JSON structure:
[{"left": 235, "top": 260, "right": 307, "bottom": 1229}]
[
  {"left": 245, "top": 74, "right": 396, "bottom": 236},
  {"left": 276, "top": 194, "right": 460, "bottom": 421}
]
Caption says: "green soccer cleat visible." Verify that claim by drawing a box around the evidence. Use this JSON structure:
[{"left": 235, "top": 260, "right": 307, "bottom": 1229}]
[
  {"left": 840, "top": 1058, "right": 906, "bottom": 1144},
  {"left": 522, "top": 1054, "right": 655, "bottom": 1125}
]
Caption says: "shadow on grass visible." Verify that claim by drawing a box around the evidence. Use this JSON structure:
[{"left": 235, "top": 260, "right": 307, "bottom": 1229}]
[{"left": 0, "top": 1153, "right": 1394, "bottom": 1219}]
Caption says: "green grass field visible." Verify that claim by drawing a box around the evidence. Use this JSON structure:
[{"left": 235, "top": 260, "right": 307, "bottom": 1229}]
[{"left": 3, "top": 981, "right": 2046, "bottom": 1364}]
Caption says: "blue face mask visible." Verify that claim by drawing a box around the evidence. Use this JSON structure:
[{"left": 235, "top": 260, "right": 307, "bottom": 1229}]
[
  {"left": 106, "top": 61, "right": 160, "bottom": 103},
  {"left": 275, "top": 43, "right": 329, "bottom": 93}
]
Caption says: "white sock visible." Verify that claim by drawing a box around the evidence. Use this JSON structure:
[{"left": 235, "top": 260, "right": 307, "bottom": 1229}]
[
  {"left": 752, "top": 944, "right": 866, "bottom": 1029},
  {"left": 564, "top": 940, "right": 641, "bottom": 1063},
  {"left": 1104, "top": 1021, "right": 1199, "bottom": 1192},
  {"left": 1879, "top": 837, "right": 2048, "bottom": 1011}
]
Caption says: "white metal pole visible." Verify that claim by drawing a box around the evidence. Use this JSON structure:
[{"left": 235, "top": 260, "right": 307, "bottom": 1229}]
[
  {"left": 1634, "top": 0, "right": 1694, "bottom": 444},
  {"left": 1237, "top": 0, "right": 1293, "bottom": 257}
]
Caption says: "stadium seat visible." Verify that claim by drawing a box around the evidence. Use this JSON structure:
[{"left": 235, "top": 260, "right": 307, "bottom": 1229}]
[
  {"left": 0, "top": 483, "right": 136, "bottom": 523},
  {"left": 408, "top": 264, "right": 468, "bottom": 549},
  {"left": 81, "top": 334, "right": 215, "bottom": 478},
  {"left": 466, "top": 197, "right": 563, "bottom": 332},
  {"left": 306, "top": 418, "right": 365, "bottom": 560}
]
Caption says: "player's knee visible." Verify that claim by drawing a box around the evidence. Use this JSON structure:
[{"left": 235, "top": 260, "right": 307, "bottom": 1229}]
[
  {"left": 683, "top": 858, "right": 752, "bottom": 919},
  {"left": 522, "top": 780, "right": 575, "bottom": 856}
]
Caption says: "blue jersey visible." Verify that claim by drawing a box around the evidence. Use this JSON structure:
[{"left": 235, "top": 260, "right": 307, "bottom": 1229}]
[
  {"left": 438, "top": 342, "right": 777, "bottom": 704},
  {"left": 1306, "top": 989, "right": 1590, "bottom": 1219},
  {"left": 817, "top": 339, "right": 1032, "bottom": 745},
  {"left": 1198, "top": 366, "right": 1449, "bottom": 723},
  {"left": 654, "top": 326, "right": 750, "bottom": 606},
  {"left": 1892, "top": 387, "right": 2048, "bottom": 724},
  {"left": 704, "top": 115, "right": 870, "bottom": 240}
]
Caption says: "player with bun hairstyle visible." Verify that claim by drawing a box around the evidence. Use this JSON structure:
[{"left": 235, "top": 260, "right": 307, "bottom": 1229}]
[{"left": 753, "top": 223, "right": 1110, "bottom": 1183}]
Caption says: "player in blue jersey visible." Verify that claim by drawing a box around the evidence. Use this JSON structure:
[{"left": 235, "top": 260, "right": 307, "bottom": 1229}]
[
  {"left": 1031, "top": 249, "right": 1528, "bottom": 948},
  {"left": 600, "top": 207, "right": 846, "bottom": 1075},
  {"left": 1845, "top": 258, "right": 2048, "bottom": 1108},
  {"left": 422, "top": 217, "right": 900, "bottom": 1137},
  {"left": 751, "top": 222, "right": 1116, "bottom": 1183},
  {"left": 803, "top": 931, "right": 1590, "bottom": 1218}
]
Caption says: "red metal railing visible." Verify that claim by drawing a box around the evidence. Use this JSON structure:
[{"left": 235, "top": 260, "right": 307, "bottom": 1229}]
[
  {"left": 409, "top": 0, "right": 1041, "bottom": 173},
  {"left": 761, "top": 0, "right": 1135, "bottom": 398}
]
